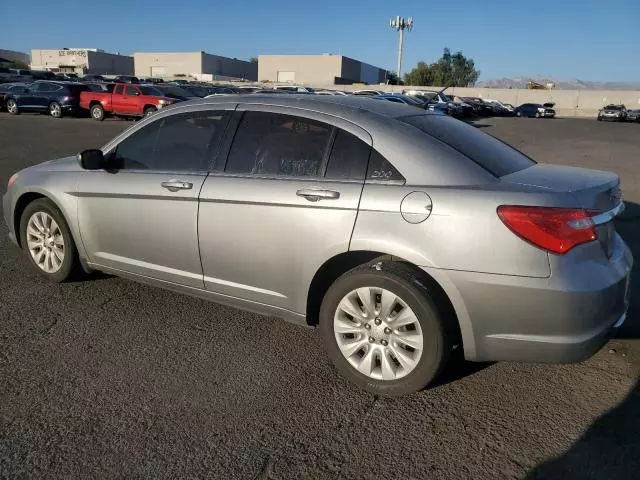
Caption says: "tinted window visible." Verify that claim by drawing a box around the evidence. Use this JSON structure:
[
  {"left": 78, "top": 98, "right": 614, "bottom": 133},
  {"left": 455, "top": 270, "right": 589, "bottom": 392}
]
[
  {"left": 29, "top": 83, "right": 43, "bottom": 92},
  {"left": 68, "top": 85, "right": 89, "bottom": 95},
  {"left": 114, "top": 84, "right": 124, "bottom": 95},
  {"left": 140, "top": 86, "right": 163, "bottom": 96},
  {"left": 113, "top": 111, "right": 230, "bottom": 171},
  {"left": 125, "top": 86, "right": 139, "bottom": 96},
  {"left": 401, "top": 114, "right": 535, "bottom": 177},
  {"left": 325, "top": 130, "right": 370, "bottom": 180},
  {"left": 225, "top": 111, "right": 332, "bottom": 177},
  {"left": 367, "top": 150, "right": 405, "bottom": 182}
]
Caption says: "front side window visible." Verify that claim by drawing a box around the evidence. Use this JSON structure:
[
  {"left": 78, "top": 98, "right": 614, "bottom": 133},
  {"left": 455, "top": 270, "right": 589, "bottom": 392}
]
[
  {"left": 112, "top": 110, "right": 230, "bottom": 171},
  {"left": 225, "top": 111, "right": 332, "bottom": 177},
  {"left": 125, "top": 86, "right": 139, "bottom": 96}
]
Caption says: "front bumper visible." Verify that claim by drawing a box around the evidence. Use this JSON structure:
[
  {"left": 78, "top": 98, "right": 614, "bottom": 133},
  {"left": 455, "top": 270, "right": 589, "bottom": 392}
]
[{"left": 429, "top": 233, "right": 633, "bottom": 363}]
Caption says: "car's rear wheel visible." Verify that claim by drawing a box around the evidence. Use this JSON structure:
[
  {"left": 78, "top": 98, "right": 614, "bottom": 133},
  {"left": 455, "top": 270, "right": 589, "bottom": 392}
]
[
  {"left": 319, "top": 262, "right": 454, "bottom": 396},
  {"left": 6, "top": 99, "right": 19, "bottom": 115},
  {"left": 597, "top": 116, "right": 602, "bottom": 121},
  {"left": 49, "top": 102, "right": 62, "bottom": 118},
  {"left": 19, "top": 198, "right": 79, "bottom": 282},
  {"left": 144, "top": 106, "right": 156, "bottom": 117},
  {"left": 516, "top": 111, "right": 521, "bottom": 117},
  {"left": 90, "top": 104, "right": 105, "bottom": 121}
]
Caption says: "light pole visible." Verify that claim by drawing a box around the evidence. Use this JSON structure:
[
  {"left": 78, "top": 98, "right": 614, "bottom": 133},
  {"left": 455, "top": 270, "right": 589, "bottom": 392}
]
[{"left": 389, "top": 16, "right": 413, "bottom": 83}]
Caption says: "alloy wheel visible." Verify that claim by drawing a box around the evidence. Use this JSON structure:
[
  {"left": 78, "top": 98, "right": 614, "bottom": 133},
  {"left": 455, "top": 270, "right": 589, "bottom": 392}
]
[
  {"left": 7, "top": 100, "right": 17, "bottom": 114},
  {"left": 26, "top": 212, "right": 65, "bottom": 273},
  {"left": 50, "top": 103, "right": 62, "bottom": 118},
  {"left": 333, "top": 287, "right": 424, "bottom": 381}
]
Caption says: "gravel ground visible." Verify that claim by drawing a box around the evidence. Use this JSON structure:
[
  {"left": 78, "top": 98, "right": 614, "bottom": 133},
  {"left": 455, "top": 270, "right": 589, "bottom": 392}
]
[{"left": 0, "top": 114, "right": 638, "bottom": 479}]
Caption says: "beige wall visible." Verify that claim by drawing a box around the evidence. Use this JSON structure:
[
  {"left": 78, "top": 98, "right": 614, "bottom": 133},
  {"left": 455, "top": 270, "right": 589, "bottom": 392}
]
[
  {"left": 307, "top": 84, "right": 640, "bottom": 117},
  {"left": 258, "top": 55, "right": 342, "bottom": 84},
  {"left": 134, "top": 52, "right": 202, "bottom": 78}
]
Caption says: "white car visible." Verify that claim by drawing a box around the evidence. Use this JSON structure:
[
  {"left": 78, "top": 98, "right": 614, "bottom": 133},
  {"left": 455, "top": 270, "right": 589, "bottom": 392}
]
[
  {"left": 273, "top": 85, "right": 316, "bottom": 93},
  {"left": 352, "top": 90, "right": 385, "bottom": 96}
]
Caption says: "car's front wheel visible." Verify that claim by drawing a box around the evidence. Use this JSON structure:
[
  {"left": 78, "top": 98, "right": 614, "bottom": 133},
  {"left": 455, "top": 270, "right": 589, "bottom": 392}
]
[
  {"left": 320, "top": 263, "right": 454, "bottom": 396},
  {"left": 6, "top": 99, "right": 19, "bottom": 115},
  {"left": 19, "top": 198, "right": 79, "bottom": 282},
  {"left": 144, "top": 106, "right": 157, "bottom": 117}
]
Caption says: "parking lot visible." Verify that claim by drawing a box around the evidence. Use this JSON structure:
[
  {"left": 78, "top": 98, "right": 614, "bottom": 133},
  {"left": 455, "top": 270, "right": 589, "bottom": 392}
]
[{"left": 0, "top": 114, "right": 638, "bottom": 479}]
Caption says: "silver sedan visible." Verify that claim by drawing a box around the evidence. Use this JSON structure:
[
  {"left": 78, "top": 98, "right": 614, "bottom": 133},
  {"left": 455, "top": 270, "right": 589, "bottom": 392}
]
[{"left": 3, "top": 95, "right": 633, "bottom": 396}]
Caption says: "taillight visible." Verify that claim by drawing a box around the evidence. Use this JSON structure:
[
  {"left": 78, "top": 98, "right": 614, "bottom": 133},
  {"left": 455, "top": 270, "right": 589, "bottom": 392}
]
[{"left": 497, "top": 206, "right": 597, "bottom": 254}]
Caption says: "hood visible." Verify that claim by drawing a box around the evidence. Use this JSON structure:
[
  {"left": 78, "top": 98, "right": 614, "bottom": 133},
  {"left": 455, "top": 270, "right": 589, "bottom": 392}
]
[
  {"left": 28, "top": 155, "right": 82, "bottom": 172},
  {"left": 542, "top": 102, "right": 555, "bottom": 108}
]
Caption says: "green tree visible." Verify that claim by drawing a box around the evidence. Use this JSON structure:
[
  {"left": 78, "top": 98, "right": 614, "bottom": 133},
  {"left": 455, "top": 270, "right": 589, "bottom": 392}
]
[
  {"left": 249, "top": 57, "right": 258, "bottom": 63},
  {"left": 404, "top": 48, "right": 480, "bottom": 87}
]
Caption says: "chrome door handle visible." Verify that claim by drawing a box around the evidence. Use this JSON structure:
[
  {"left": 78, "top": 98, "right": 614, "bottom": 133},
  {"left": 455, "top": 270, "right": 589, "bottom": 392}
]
[
  {"left": 161, "top": 181, "right": 193, "bottom": 192},
  {"left": 296, "top": 189, "right": 340, "bottom": 201}
]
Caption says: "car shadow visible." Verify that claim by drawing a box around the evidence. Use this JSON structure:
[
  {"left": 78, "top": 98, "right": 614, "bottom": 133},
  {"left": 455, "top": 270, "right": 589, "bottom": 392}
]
[{"left": 527, "top": 200, "right": 640, "bottom": 478}]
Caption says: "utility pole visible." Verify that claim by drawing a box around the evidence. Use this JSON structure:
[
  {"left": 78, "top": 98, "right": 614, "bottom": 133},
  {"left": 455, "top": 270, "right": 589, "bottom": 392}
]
[{"left": 389, "top": 16, "right": 413, "bottom": 83}]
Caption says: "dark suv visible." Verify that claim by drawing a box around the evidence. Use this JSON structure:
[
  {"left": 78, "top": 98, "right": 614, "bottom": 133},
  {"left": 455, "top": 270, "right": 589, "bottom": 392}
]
[{"left": 4, "top": 81, "right": 89, "bottom": 118}]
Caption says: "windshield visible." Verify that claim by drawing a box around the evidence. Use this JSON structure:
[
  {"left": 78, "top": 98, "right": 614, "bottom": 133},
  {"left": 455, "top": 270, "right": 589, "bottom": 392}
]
[
  {"left": 440, "top": 93, "right": 452, "bottom": 102},
  {"left": 400, "top": 114, "right": 535, "bottom": 177},
  {"left": 605, "top": 105, "right": 622, "bottom": 110},
  {"left": 140, "top": 86, "right": 164, "bottom": 96}
]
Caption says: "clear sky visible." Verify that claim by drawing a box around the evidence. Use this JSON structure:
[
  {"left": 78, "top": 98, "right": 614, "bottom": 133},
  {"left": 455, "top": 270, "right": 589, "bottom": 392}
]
[{"left": 1, "top": 0, "right": 638, "bottom": 81}]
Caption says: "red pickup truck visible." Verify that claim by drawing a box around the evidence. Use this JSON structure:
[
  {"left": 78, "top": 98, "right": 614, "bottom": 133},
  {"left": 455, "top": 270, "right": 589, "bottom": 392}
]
[{"left": 80, "top": 83, "right": 177, "bottom": 121}]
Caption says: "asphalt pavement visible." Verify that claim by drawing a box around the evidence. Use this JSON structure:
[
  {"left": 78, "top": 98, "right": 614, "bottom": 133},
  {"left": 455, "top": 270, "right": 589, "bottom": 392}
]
[{"left": 1, "top": 114, "right": 639, "bottom": 479}]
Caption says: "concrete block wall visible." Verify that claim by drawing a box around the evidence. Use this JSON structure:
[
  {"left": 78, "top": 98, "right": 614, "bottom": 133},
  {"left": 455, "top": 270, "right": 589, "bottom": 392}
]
[{"left": 320, "top": 84, "right": 640, "bottom": 118}]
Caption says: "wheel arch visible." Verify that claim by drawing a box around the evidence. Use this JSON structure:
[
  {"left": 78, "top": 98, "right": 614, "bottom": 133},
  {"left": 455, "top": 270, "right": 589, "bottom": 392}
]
[{"left": 306, "top": 250, "right": 468, "bottom": 355}]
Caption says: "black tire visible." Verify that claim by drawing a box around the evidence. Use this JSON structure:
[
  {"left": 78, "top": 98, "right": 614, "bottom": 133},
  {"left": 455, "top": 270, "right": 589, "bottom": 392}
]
[
  {"left": 90, "top": 104, "right": 105, "bottom": 121},
  {"left": 516, "top": 111, "right": 521, "bottom": 117},
  {"left": 6, "top": 99, "right": 19, "bottom": 115},
  {"left": 49, "top": 101, "right": 62, "bottom": 118},
  {"left": 597, "top": 116, "right": 602, "bottom": 121},
  {"left": 535, "top": 112, "right": 541, "bottom": 118},
  {"left": 319, "top": 262, "right": 455, "bottom": 396},
  {"left": 19, "top": 198, "right": 80, "bottom": 282},
  {"left": 143, "top": 106, "right": 156, "bottom": 117}
]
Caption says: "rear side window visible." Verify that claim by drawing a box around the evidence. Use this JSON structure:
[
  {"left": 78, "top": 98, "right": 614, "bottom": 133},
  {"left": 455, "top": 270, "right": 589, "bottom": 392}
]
[
  {"left": 113, "top": 110, "right": 230, "bottom": 171},
  {"left": 325, "top": 130, "right": 370, "bottom": 180},
  {"left": 225, "top": 111, "right": 332, "bottom": 177},
  {"left": 400, "top": 114, "right": 535, "bottom": 177},
  {"left": 367, "top": 150, "right": 405, "bottom": 182},
  {"left": 114, "top": 84, "right": 124, "bottom": 95}
]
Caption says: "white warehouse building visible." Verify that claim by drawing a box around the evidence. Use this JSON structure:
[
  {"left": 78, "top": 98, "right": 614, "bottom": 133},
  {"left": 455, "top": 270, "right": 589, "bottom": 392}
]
[{"left": 30, "top": 48, "right": 134, "bottom": 75}]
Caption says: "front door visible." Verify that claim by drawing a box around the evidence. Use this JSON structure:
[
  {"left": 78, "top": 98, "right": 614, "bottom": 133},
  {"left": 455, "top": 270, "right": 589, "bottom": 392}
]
[
  {"left": 77, "top": 107, "right": 234, "bottom": 288},
  {"left": 110, "top": 84, "right": 127, "bottom": 114},
  {"left": 198, "top": 107, "right": 371, "bottom": 314}
]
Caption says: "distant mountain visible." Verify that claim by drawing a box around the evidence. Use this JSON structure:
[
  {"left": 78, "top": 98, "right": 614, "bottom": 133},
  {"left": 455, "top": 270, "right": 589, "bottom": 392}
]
[{"left": 477, "top": 77, "right": 640, "bottom": 90}]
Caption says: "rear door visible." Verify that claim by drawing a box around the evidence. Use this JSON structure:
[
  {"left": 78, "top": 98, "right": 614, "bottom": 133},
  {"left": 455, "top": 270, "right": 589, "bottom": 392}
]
[{"left": 198, "top": 106, "right": 371, "bottom": 314}]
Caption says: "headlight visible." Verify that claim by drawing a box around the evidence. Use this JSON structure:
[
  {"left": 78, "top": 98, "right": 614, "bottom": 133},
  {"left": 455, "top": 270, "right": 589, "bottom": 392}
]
[
  {"left": 8, "top": 172, "right": 18, "bottom": 188},
  {"left": 537, "top": 107, "right": 545, "bottom": 112}
]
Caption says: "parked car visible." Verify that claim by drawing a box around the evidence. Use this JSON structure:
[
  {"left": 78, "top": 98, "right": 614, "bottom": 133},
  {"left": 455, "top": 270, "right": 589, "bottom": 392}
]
[
  {"left": 168, "top": 79, "right": 190, "bottom": 85},
  {"left": 84, "top": 82, "right": 116, "bottom": 93},
  {"left": 419, "top": 91, "right": 466, "bottom": 118},
  {"left": 80, "top": 83, "right": 176, "bottom": 121},
  {"left": 150, "top": 84, "right": 199, "bottom": 101},
  {"left": 55, "top": 73, "right": 79, "bottom": 81},
  {"left": 376, "top": 94, "right": 426, "bottom": 108},
  {"left": 0, "top": 83, "right": 28, "bottom": 111},
  {"left": 204, "top": 86, "right": 242, "bottom": 96},
  {"left": 353, "top": 90, "right": 384, "bottom": 96},
  {"left": 83, "top": 74, "right": 106, "bottom": 82},
  {"left": 625, "top": 109, "right": 640, "bottom": 122},
  {"left": 274, "top": 85, "right": 316, "bottom": 93},
  {"left": 139, "top": 77, "right": 164, "bottom": 84},
  {"left": 457, "top": 97, "right": 493, "bottom": 116},
  {"left": 3, "top": 95, "right": 631, "bottom": 396},
  {"left": 179, "top": 84, "right": 210, "bottom": 97},
  {"left": 597, "top": 104, "right": 627, "bottom": 122},
  {"left": 29, "top": 70, "right": 57, "bottom": 80},
  {"left": 113, "top": 75, "right": 139, "bottom": 84},
  {"left": 484, "top": 99, "right": 515, "bottom": 116},
  {"left": 4, "top": 81, "right": 89, "bottom": 117},
  {"left": 515, "top": 103, "right": 556, "bottom": 118},
  {"left": 315, "top": 90, "right": 349, "bottom": 96}
]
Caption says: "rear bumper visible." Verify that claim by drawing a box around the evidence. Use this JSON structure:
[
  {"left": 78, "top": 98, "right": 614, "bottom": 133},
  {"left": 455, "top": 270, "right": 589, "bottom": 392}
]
[{"left": 426, "top": 234, "right": 633, "bottom": 363}]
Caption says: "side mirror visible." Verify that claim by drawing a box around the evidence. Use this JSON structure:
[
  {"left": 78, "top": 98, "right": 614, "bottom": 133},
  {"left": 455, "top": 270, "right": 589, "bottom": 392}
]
[
  {"left": 135, "top": 91, "right": 141, "bottom": 96},
  {"left": 78, "top": 149, "right": 106, "bottom": 170}
]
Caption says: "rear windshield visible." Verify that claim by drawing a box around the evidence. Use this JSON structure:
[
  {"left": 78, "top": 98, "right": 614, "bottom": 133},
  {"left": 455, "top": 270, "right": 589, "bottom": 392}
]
[{"left": 400, "top": 115, "right": 536, "bottom": 177}]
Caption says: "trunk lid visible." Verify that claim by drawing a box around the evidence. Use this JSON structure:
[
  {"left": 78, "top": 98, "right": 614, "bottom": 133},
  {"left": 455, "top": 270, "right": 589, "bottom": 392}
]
[{"left": 501, "top": 164, "right": 622, "bottom": 257}]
